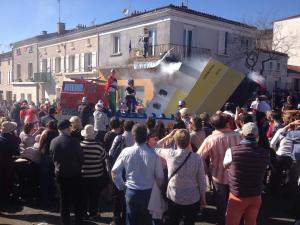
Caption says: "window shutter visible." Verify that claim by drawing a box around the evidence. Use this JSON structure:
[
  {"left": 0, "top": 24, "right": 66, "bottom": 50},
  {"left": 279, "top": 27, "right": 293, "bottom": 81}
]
[
  {"left": 80, "top": 53, "right": 85, "bottom": 72},
  {"left": 75, "top": 54, "right": 79, "bottom": 72},
  {"left": 92, "top": 52, "right": 97, "bottom": 69},
  {"left": 66, "top": 55, "right": 69, "bottom": 73},
  {"left": 39, "top": 60, "right": 43, "bottom": 72},
  {"left": 61, "top": 56, "right": 64, "bottom": 73},
  {"left": 218, "top": 30, "right": 226, "bottom": 55}
]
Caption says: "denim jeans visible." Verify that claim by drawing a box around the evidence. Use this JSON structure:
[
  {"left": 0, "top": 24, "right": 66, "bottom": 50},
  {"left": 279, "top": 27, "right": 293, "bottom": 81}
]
[
  {"left": 213, "top": 182, "right": 229, "bottom": 225},
  {"left": 125, "top": 188, "right": 152, "bottom": 225}
]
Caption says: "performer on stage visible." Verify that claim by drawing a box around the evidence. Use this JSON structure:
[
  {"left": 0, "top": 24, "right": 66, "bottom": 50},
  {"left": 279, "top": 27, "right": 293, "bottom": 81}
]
[
  {"left": 105, "top": 69, "right": 118, "bottom": 114},
  {"left": 125, "top": 79, "right": 137, "bottom": 113}
]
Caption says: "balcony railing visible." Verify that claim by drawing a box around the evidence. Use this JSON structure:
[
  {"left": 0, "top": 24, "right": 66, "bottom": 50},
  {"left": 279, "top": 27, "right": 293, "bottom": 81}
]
[
  {"left": 130, "top": 44, "right": 211, "bottom": 61},
  {"left": 33, "top": 72, "right": 52, "bottom": 82}
]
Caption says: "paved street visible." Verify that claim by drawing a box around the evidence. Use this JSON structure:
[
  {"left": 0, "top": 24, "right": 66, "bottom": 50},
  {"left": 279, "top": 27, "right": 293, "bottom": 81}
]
[{"left": 0, "top": 192, "right": 297, "bottom": 225}]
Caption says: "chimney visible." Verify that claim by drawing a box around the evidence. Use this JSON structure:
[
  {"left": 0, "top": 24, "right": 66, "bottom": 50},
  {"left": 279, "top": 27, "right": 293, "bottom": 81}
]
[
  {"left": 57, "top": 22, "right": 66, "bottom": 35},
  {"left": 41, "top": 30, "right": 48, "bottom": 35}
]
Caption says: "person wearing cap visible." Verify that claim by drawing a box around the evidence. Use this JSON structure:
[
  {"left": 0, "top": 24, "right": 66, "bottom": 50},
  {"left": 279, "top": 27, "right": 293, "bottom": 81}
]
[
  {"left": 125, "top": 79, "right": 137, "bottom": 113},
  {"left": 80, "top": 125, "right": 107, "bottom": 220},
  {"left": 105, "top": 69, "right": 118, "bottom": 114},
  {"left": 178, "top": 100, "right": 186, "bottom": 111},
  {"left": 94, "top": 100, "right": 109, "bottom": 143},
  {"left": 50, "top": 119, "right": 84, "bottom": 225},
  {"left": 256, "top": 95, "right": 271, "bottom": 113},
  {"left": 179, "top": 107, "right": 190, "bottom": 129},
  {"left": 0, "top": 121, "right": 20, "bottom": 204},
  {"left": 223, "top": 122, "right": 269, "bottom": 225},
  {"left": 78, "top": 97, "right": 90, "bottom": 127}
]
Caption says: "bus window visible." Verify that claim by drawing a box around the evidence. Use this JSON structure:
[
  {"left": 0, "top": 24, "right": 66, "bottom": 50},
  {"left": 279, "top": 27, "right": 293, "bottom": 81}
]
[{"left": 63, "top": 83, "right": 84, "bottom": 92}]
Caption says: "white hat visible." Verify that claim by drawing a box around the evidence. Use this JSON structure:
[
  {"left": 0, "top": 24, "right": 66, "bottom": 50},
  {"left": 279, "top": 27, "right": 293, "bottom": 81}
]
[
  {"left": 242, "top": 122, "right": 258, "bottom": 139},
  {"left": 179, "top": 107, "right": 190, "bottom": 116},
  {"left": 82, "top": 97, "right": 87, "bottom": 103},
  {"left": 81, "top": 125, "right": 96, "bottom": 139},
  {"left": 1, "top": 121, "right": 17, "bottom": 133},
  {"left": 95, "top": 100, "right": 104, "bottom": 110}
]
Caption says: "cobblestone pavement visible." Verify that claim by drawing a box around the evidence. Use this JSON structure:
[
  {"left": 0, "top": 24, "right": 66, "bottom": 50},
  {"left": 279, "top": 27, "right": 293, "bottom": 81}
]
[{"left": 0, "top": 192, "right": 297, "bottom": 225}]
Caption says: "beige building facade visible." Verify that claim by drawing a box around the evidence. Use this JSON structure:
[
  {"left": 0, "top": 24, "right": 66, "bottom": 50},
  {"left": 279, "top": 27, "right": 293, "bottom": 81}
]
[{"left": 0, "top": 52, "right": 13, "bottom": 102}]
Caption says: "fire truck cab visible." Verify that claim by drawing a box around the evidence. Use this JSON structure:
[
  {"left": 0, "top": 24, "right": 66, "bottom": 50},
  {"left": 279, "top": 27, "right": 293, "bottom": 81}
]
[{"left": 60, "top": 79, "right": 107, "bottom": 117}]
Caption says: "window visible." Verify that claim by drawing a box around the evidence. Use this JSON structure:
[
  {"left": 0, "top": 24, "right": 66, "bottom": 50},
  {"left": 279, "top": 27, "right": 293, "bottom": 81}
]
[
  {"left": 21, "top": 93, "right": 25, "bottom": 101},
  {"left": 28, "top": 46, "right": 33, "bottom": 53},
  {"left": 28, "top": 62, "right": 33, "bottom": 79},
  {"left": 113, "top": 35, "right": 120, "bottom": 54},
  {"left": 42, "top": 59, "right": 47, "bottom": 72},
  {"left": 183, "top": 29, "right": 193, "bottom": 58},
  {"left": 84, "top": 53, "right": 92, "bottom": 71},
  {"left": 17, "top": 64, "right": 21, "bottom": 79},
  {"left": 269, "top": 61, "right": 273, "bottom": 70},
  {"left": 27, "top": 94, "right": 32, "bottom": 103},
  {"left": 69, "top": 55, "right": 75, "bottom": 72},
  {"left": 148, "top": 29, "right": 157, "bottom": 56},
  {"left": 276, "top": 62, "right": 280, "bottom": 72},
  {"left": 63, "top": 83, "right": 84, "bottom": 92},
  {"left": 55, "top": 57, "right": 61, "bottom": 73},
  {"left": 16, "top": 48, "right": 21, "bottom": 55}
]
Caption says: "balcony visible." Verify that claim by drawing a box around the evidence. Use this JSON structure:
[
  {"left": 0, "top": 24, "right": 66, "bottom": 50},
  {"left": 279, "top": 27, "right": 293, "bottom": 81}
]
[
  {"left": 130, "top": 44, "right": 211, "bottom": 62},
  {"left": 33, "top": 72, "right": 52, "bottom": 82}
]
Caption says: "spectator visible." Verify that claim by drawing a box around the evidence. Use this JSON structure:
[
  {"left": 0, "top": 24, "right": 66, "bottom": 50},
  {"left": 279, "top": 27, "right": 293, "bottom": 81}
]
[
  {"left": 104, "top": 117, "right": 121, "bottom": 152},
  {"left": 0, "top": 121, "right": 20, "bottom": 204},
  {"left": 198, "top": 113, "right": 241, "bottom": 225},
  {"left": 189, "top": 116, "right": 206, "bottom": 152},
  {"left": 38, "top": 120, "right": 59, "bottom": 208},
  {"left": 19, "top": 123, "right": 42, "bottom": 148},
  {"left": 108, "top": 120, "right": 134, "bottom": 225},
  {"left": 156, "top": 129, "right": 206, "bottom": 225},
  {"left": 9, "top": 102, "right": 21, "bottom": 131},
  {"left": 69, "top": 116, "right": 84, "bottom": 142},
  {"left": 224, "top": 122, "right": 269, "bottom": 225},
  {"left": 112, "top": 124, "right": 164, "bottom": 225},
  {"left": 50, "top": 120, "right": 84, "bottom": 225},
  {"left": 199, "top": 112, "right": 214, "bottom": 136},
  {"left": 179, "top": 107, "right": 191, "bottom": 128},
  {"left": 80, "top": 125, "right": 107, "bottom": 220},
  {"left": 40, "top": 107, "right": 57, "bottom": 127},
  {"left": 78, "top": 97, "right": 90, "bottom": 127},
  {"left": 93, "top": 100, "right": 109, "bottom": 143}
]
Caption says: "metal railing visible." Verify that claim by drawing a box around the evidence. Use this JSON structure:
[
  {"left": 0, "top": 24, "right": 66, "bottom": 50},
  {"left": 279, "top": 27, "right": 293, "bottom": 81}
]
[{"left": 130, "top": 44, "right": 211, "bottom": 61}]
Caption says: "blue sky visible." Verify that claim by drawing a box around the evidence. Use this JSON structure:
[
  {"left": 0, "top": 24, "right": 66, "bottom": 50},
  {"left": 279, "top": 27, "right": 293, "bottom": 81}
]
[{"left": 0, "top": 0, "right": 299, "bottom": 52}]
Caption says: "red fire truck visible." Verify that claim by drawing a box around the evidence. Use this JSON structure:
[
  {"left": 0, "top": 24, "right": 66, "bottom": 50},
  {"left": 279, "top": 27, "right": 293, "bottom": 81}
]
[{"left": 60, "top": 79, "right": 108, "bottom": 117}]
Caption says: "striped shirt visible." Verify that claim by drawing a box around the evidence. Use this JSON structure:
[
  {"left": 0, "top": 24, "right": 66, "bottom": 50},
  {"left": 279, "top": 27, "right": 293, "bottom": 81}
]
[
  {"left": 80, "top": 139, "right": 107, "bottom": 178},
  {"left": 197, "top": 128, "right": 241, "bottom": 185}
]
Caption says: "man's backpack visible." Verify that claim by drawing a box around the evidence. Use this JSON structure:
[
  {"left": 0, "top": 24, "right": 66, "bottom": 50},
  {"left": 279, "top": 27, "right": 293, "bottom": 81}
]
[{"left": 109, "top": 135, "right": 126, "bottom": 167}]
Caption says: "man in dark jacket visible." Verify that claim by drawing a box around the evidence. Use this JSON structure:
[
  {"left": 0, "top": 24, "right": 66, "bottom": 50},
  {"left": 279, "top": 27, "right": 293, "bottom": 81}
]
[
  {"left": 223, "top": 122, "right": 269, "bottom": 225},
  {"left": 40, "top": 107, "right": 57, "bottom": 127},
  {"left": 0, "top": 121, "right": 20, "bottom": 204},
  {"left": 9, "top": 102, "right": 21, "bottom": 132},
  {"left": 50, "top": 120, "right": 84, "bottom": 225},
  {"left": 78, "top": 97, "right": 90, "bottom": 127}
]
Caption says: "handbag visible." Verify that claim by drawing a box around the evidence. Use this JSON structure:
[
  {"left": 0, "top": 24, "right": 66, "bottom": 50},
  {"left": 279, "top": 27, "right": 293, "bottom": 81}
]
[{"left": 161, "top": 152, "right": 191, "bottom": 200}]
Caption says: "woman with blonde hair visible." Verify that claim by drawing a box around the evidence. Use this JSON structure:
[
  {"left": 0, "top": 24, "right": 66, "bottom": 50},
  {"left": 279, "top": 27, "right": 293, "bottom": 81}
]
[{"left": 69, "top": 116, "right": 84, "bottom": 142}]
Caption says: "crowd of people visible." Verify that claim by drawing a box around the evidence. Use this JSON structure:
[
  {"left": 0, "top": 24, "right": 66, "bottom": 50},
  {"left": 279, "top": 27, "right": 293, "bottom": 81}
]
[{"left": 0, "top": 89, "right": 300, "bottom": 225}]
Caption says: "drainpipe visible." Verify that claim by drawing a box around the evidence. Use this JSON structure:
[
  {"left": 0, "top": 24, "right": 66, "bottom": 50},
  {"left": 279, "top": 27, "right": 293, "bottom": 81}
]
[{"left": 97, "top": 30, "right": 100, "bottom": 78}]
